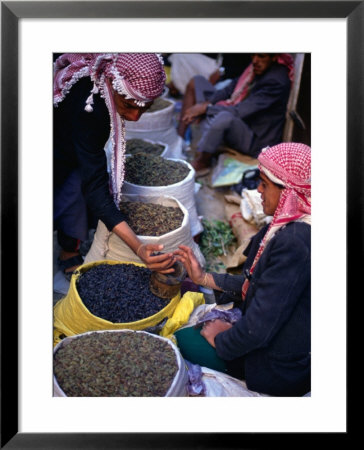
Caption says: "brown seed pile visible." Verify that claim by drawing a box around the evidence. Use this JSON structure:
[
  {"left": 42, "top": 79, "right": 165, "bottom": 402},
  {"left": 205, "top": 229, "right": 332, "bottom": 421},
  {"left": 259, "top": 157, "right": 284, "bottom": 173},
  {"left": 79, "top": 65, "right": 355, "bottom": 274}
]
[
  {"left": 119, "top": 201, "right": 184, "bottom": 236},
  {"left": 54, "top": 331, "right": 178, "bottom": 397},
  {"left": 125, "top": 153, "right": 190, "bottom": 186},
  {"left": 146, "top": 97, "right": 172, "bottom": 113},
  {"left": 126, "top": 139, "right": 165, "bottom": 156}
]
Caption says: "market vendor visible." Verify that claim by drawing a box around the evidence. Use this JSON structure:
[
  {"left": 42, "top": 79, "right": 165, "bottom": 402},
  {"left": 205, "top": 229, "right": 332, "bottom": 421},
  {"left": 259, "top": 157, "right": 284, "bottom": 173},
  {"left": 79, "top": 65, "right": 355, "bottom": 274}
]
[
  {"left": 54, "top": 53, "right": 174, "bottom": 278},
  {"left": 174, "top": 142, "right": 311, "bottom": 396}
]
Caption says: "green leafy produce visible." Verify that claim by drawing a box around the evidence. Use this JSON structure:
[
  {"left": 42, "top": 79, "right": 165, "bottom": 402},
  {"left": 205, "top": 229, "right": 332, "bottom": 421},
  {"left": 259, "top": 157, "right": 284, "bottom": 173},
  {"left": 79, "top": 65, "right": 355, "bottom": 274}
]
[{"left": 199, "top": 219, "right": 237, "bottom": 272}]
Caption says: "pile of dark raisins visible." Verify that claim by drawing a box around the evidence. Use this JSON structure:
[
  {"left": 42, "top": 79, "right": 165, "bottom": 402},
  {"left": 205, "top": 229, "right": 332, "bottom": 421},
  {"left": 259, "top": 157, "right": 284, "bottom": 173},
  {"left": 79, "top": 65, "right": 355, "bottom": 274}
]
[{"left": 76, "top": 264, "right": 170, "bottom": 323}]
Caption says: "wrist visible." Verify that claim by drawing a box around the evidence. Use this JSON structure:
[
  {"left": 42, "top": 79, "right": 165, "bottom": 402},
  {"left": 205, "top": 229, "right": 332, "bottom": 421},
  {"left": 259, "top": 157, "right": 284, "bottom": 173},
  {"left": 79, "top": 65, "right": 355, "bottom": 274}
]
[
  {"left": 136, "top": 243, "right": 145, "bottom": 258},
  {"left": 198, "top": 272, "right": 209, "bottom": 287}
]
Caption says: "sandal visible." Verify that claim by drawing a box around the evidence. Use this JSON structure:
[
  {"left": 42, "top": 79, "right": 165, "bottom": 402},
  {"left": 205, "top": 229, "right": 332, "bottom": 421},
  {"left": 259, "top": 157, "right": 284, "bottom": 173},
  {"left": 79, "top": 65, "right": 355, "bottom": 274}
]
[{"left": 57, "top": 254, "right": 84, "bottom": 281}]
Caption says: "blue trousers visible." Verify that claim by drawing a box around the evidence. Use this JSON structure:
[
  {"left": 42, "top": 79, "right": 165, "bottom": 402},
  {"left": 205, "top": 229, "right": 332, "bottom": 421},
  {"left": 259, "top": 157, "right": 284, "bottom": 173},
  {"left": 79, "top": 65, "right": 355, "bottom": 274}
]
[{"left": 54, "top": 169, "right": 88, "bottom": 245}]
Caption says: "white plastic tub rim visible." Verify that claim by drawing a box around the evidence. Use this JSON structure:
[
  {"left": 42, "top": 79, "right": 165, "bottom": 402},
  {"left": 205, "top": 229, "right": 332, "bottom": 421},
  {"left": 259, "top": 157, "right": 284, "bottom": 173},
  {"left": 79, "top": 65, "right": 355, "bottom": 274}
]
[
  {"left": 125, "top": 98, "right": 175, "bottom": 132},
  {"left": 53, "top": 329, "right": 188, "bottom": 397}
]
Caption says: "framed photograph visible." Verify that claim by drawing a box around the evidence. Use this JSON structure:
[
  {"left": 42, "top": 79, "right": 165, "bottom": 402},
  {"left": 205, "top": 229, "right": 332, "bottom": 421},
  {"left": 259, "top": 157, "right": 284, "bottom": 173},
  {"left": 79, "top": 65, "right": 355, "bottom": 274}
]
[{"left": 2, "top": 1, "right": 359, "bottom": 448}]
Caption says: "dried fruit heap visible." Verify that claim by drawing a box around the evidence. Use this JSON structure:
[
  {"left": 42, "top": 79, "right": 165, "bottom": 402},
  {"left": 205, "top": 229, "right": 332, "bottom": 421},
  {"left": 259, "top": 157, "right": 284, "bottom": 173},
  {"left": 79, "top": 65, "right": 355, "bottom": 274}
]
[
  {"left": 119, "top": 201, "right": 184, "bottom": 236},
  {"left": 54, "top": 331, "right": 178, "bottom": 396},
  {"left": 126, "top": 138, "right": 165, "bottom": 156},
  {"left": 76, "top": 264, "right": 170, "bottom": 323},
  {"left": 125, "top": 153, "right": 190, "bottom": 186}
]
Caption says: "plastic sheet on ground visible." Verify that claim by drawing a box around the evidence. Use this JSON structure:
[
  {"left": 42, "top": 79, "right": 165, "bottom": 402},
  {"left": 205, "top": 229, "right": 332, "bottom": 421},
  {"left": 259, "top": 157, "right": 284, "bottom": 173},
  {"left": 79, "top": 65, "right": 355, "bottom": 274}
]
[{"left": 201, "top": 367, "right": 269, "bottom": 397}]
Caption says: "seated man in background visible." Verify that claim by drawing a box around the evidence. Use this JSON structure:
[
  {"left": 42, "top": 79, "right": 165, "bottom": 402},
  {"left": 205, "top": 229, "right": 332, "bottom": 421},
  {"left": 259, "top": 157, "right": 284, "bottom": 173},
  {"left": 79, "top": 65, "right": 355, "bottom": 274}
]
[{"left": 178, "top": 53, "right": 293, "bottom": 174}]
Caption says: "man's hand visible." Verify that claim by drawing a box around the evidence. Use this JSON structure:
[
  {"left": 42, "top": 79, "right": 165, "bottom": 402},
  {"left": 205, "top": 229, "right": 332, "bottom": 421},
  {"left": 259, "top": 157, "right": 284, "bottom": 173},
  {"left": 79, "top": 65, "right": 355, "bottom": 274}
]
[
  {"left": 200, "top": 319, "right": 233, "bottom": 347},
  {"left": 181, "top": 102, "right": 210, "bottom": 126},
  {"left": 173, "top": 245, "right": 204, "bottom": 284},
  {"left": 138, "top": 244, "right": 175, "bottom": 273}
]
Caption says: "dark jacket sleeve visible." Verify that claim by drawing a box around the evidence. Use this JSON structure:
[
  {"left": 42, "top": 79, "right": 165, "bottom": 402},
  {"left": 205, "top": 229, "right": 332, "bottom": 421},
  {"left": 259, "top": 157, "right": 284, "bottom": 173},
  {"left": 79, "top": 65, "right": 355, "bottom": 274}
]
[
  {"left": 232, "top": 70, "right": 290, "bottom": 121},
  {"left": 214, "top": 226, "right": 310, "bottom": 361},
  {"left": 64, "top": 80, "right": 127, "bottom": 231}
]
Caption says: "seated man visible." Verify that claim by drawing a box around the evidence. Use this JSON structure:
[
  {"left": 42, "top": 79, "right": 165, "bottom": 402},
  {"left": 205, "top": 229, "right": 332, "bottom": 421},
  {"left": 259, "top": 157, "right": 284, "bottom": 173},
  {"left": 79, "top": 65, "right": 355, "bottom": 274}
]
[
  {"left": 174, "top": 142, "right": 311, "bottom": 397},
  {"left": 178, "top": 54, "right": 293, "bottom": 174}
]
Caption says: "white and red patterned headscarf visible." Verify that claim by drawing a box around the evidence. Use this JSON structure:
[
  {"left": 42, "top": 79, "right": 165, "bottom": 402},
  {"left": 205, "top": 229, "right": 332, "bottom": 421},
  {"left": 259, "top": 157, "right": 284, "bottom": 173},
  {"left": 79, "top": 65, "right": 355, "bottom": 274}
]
[
  {"left": 217, "top": 53, "right": 294, "bottom": 107},
  {"left": 242, "top": 142, "right": 311, "bottom": 300},
  {"left": 53, "top": 53, "right": 166, "bottom": 206}
]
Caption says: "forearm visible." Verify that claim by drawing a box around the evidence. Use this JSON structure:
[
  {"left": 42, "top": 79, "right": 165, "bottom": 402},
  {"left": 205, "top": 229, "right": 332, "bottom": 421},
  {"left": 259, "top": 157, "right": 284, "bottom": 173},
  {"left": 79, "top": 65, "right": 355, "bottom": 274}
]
[{"left": 112, "top": 221, "right": 142, "bottom": 255}]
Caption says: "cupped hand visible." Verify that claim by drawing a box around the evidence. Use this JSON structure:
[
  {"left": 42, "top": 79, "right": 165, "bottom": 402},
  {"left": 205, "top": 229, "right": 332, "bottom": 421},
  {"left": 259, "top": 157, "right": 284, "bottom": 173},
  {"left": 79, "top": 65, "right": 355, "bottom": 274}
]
[
  {"left": 173, "top": 245, "right": 204, "bottom": 284},
  {"left": 200, "top": 319, "right": 233, "bottom": 347},
  {"left": 138, "top": 244, "right": 175, "bottom": 273}
]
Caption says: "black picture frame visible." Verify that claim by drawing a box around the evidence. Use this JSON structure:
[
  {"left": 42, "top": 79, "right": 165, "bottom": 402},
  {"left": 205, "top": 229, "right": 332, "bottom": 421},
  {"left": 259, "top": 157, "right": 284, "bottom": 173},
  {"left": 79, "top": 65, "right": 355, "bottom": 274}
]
[{"left": 1, "top": 1, "right": 359, "bottom": 448}]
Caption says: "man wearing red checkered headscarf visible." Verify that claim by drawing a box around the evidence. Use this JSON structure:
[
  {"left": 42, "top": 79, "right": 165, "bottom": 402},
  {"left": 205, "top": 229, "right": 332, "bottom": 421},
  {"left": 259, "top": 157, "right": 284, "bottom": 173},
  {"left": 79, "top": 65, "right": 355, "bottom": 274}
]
[
  {"left": 174, "top": 142, "right": 311, "bottom": 396},
  {"left": 53, "top": 53, "right": 173, "bottom": 278}
]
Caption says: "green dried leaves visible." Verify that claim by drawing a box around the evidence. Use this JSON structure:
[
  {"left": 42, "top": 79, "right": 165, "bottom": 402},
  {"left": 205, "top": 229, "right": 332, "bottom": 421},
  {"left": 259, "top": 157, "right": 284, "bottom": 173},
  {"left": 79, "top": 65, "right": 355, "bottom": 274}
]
[
  {"left": 126, "top": 139, "right": 165, "bottom": 156},
  {"left": 200, "top": 219, "right": 237, "bottom": 272},
  {"left": 54, "top": 331, "right": 178, "bottom": 397},
  {"left": 119, "top": 201, "right": 184, "bottom": 236},
  {"left": 146, "top": 98, "right": 171, "bottom": 113},
  {"left": 125, "top": 153, "right": 190, "bottom": 186}
]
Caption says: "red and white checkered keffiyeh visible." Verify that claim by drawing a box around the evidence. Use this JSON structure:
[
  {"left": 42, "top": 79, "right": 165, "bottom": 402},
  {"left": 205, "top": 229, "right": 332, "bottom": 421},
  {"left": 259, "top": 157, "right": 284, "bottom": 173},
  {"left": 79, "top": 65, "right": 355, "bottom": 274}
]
[
  {"left": 53, "top": 53, "right": 166, "bottom": 205},
  {"left": 217, "top": 53, "right": 294, "bottom": 107},
  {"left": 242, "top": 142, "right": 311, "bottom": 300}
]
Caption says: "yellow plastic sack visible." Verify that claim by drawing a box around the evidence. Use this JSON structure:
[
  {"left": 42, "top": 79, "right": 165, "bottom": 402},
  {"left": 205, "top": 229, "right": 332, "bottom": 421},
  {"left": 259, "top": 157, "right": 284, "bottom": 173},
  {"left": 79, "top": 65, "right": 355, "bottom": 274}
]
[
  {"left": 160, "top": 291, "right": 205, "bottom": 343},
  {"left": 53, "top": 260, "right": 181, "bottom": 346}
]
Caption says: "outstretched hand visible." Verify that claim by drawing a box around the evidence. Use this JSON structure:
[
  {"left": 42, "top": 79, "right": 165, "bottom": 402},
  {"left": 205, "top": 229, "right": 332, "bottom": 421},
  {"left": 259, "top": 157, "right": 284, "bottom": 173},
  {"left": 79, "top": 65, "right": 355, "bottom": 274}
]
[
  {"left": 138, "top": 244, "right": 175, "bottom": 273},
  {"left": 173, "top": 245, "right": 204, "bottom": 284}
]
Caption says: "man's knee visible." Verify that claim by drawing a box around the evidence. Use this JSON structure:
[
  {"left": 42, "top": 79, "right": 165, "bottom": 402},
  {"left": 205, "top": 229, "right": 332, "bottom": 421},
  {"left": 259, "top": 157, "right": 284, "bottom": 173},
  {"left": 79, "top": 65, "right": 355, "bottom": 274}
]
[{"left": 185, "top": 76, "right": 196, "bottom": 94}]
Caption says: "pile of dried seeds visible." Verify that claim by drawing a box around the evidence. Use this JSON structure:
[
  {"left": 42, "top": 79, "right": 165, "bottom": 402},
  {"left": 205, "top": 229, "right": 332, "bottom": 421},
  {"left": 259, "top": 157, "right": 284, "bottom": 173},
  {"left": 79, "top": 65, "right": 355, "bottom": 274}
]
[
  {"left": 54, "top": 331, "right": 178, "bottom": 397},
  {"left": 146, "top": 97, "right": 172, "bottom": 113},
  {"left": 125, "top": 153, "right": 190, "bottom": 186},
  {"left": 76, "top": 264, "right": 170, "bottom": 323},
  {"left": 126, "top": 139, "right": 165, "bottom": 156},
  {"left": 119, "top": 201, "right": 184, "bottom": 236}
]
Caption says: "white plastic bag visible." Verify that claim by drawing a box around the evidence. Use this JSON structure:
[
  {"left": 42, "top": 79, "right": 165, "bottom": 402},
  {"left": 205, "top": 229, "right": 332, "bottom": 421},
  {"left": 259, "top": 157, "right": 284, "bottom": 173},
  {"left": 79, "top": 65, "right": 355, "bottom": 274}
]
[
  {"left": 240, "top": 188, "right": 272, "bottom": 229},
  {"left": 168, "top": 53, "right": 221, "bottom": 95},
  {"left": 201, "top": 367, "right": 269, "bottom": 397}
]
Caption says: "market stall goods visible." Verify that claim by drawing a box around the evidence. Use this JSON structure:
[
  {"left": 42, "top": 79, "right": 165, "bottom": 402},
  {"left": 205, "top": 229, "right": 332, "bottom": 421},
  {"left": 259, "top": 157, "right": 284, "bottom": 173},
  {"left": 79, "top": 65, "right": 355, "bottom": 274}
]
[
  {"left": 53, "top": 330, "right": 187, "bottom": 397},
  {"left": 118, "top": 201, "right": 184, "bottom": 236},
  {"left": 125, "top": 138, "right": 166, "bottom": 157},
  {"left": 84, "top": 195, "right": 205, "bottom": 267},
  {"left": 145, "top": 97, "right": 171, "bottom": 113},
  {"left": 125, "top": 153, "right": 190, "bottom": 186},
  {"left": 53, "top": 260, "right": 181, "bottom": 345},
  {"left": 76, "top": 263, "right": 170, "bottom": 323}
]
